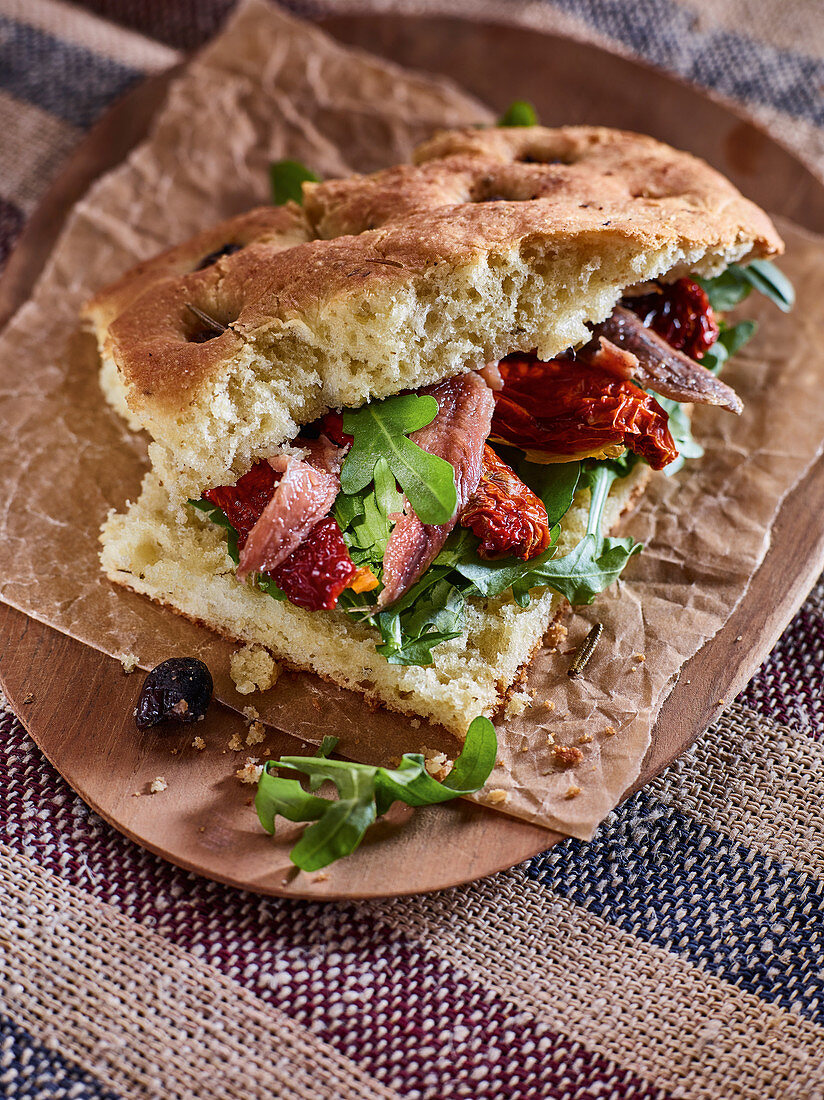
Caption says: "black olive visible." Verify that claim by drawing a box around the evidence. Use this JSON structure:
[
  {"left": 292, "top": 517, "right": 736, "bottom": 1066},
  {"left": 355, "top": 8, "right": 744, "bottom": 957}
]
[
  {"left": 134, "top": 658, "right": 213, "bottom": 729},
  {"left": 195, "top": 242, "right": 242, "bottom": 271}
]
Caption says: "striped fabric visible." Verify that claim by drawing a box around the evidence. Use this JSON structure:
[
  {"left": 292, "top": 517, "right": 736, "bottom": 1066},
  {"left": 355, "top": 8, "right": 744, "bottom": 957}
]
[{"left": 0, "top": 2, "right": 822, "bottom": 1097}]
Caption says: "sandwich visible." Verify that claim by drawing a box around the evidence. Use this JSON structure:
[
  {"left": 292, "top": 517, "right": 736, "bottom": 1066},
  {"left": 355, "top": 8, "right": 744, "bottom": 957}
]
[{"left": 86, "top": 124, "right": 785, "bottom": 739}]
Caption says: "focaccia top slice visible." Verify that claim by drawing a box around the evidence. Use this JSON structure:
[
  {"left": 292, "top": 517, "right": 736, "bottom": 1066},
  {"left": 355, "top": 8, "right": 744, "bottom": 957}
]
[{"left": 85, "top": 125, "right": 782, "bottom": 502}]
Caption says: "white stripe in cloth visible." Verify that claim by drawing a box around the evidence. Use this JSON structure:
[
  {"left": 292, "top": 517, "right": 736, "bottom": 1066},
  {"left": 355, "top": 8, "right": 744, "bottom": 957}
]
[
  {"left": 0, "top": 844, "right": 400, "bottom": 1100},
  {"left": 0, "top": 0, "right": 179, "bottom": 71},
  {"left": 0, "top": 90, "right": 80, "bottom": 212},
  {"left": 650, "top": 701, "right": 824, "bottom": 878},
  {"left": 371, "top": 871, "right": 824, "bottom": 1100}
]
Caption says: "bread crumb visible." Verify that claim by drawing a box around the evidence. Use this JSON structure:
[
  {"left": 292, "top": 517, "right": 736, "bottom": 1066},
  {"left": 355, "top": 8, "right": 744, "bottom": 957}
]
[
  {"left": 242, "top": 704, "right": 260, "bottom": 722},
  {"left": 423, "top": 749, "right": 453, "bottom": 782},
  {"left": 410, "top": 718, "right": 420, "bottom": 729},
  {"left": 505, "top": 691, "right": 532, "bottom": 718},
  {"left": 634, "top": 653, "right": 646, "bottom": 662},
  {"left": 192, "top": 736, "right": 205, "bottom": 750},
  {"left": 149, "top": 776, "right": 168, "bottom": 794},
  {"left": 486, "top": 788, "right": 509, "bottom": 805},
  {"left": 545, "top": 730, "right": 556, "bottom": 745},
  {"left": 23, "top": 693, "right": 34, "bottom": 705},
  {"left": 246, "top": 721, "right": 266, "bottom": 746},
  {"left": 228, "top": 733, "right": 243, "bottom": 752},
  {"left": 236, "top": 757, "right": 263, "bottom": 785},
  {"left": 118, "top": 653, "right": 138, "bottom": 674},
  {"left": 565, "top": 785, "right": 581, "bottom": 799},
  {"left": 544, "top": 700, "right": 555, "bottom": 712},
  {"left": 229, "top": 645, "right": 280, "bottom": 696},
  {"left": 735, "top": 635, "right": 743, "bottom": 642},
  {"left": 603, "top": 725, "right": 617, "bottom": 737},
  {"left": 577, "top": 734, "right": 593, "bottom": 744},
  {"left": 552, "top": 744, "right": 584, "bottom": 767},
  {"left": 313, "top": 873, "right": 330, "bottom": 883},
  {"left": 717, "top": 699, "right": 725, "bottom": 707}
]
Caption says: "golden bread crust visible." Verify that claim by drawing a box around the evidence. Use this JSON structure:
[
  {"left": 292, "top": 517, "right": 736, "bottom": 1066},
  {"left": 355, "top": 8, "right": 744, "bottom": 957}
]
[{"left": 85, "top": 126, "right": 782, "bottom": 498}]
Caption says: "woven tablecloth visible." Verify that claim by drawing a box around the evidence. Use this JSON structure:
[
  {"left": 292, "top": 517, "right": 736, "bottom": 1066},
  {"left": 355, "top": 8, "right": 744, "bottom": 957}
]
[{"left": 1, "top": 2, "right": 823, "bottom": 1097}]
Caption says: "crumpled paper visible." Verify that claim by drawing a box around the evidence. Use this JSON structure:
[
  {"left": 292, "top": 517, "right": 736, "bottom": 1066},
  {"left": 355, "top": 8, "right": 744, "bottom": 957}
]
[{"left": 1, "top": 0, "right": 824, "bottom": 839}]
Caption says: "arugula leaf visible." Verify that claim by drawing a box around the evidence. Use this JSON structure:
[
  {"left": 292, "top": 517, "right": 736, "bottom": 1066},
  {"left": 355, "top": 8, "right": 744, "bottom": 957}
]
[
  {"left": 498, "top": 100, "right": 539, "bottom": 127},
  {"left": 317, "top": 736, "right": 339, "bottom": 758},
  {"left": 188, "top": 498, "right": 240, "bottom": 564},
  {"left": 701, "top": 318, "right": 757, "bottom": 375},
  {"left": 335, "top": 456, "right": 403, "bottom": 569},
  {"left": 695, "top": 267, "right": 753, "bottom": 312},
  {"left": 376, "top": 569, "right": 464, "bottom": 665},
  {"left": 697, "top": 259, "right": 794, "bottom": 314},
  {"left": 517, "top": 461, "right": 581, "bottom": 524},
  {"left": 541, "top": 462, "right": 641, "bottom": 604},
  {"left": 375, "top": 716, "right": 498, "bottom": 811},
  {"left": 285, "top": 765, "right": 378, "bottom": 871},
  {"left": 657, "top": 396, "right": 704, "bottom": 476},
  {"left": 255, "top": 772, "right": 329, "bottom": 828},
  {"left": 269, "top": 159, "right": 319, "bottom": 205},
  {"left": 255, "top": 716, "right": 497, "bottom": 870},
  {"left": 341, "top": 394, "right": 457, "bottom": 525},
  {"left": 450, "top": 532, "right": 558, "bottom": 602},
  {"left": 530, "top": 530, "right": 640, "bottom": 604},
  {"left": 740, "top": 259, "right": 795, "bottom": 313},
  {"left": 256, "top": 574, "right": 287, "bottom": 600}
]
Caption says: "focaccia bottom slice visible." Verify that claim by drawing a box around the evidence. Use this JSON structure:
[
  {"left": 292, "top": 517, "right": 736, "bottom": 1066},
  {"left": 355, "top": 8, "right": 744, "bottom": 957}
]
[{"left": 100, "top": 463, "right": 650, "bottom": 738}]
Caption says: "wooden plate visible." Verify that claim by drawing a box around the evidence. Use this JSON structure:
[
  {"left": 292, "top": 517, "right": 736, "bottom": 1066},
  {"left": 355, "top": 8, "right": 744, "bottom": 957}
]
[{"left": 2, "top": 15, "right": 823, "bottom": 900}]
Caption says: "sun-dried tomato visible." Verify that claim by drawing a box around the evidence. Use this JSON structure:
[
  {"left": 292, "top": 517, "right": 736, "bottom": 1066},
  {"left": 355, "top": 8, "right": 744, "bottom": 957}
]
[
  {"left": 269, "top": 516, "right": 357, "bottom": 611},
  {"left": 204, "top": 461, "right": 278, "bottom": 548},
  {"left": 318, "top": 411, "right": 353, "bottom": 448},
  {"left": 624, "top": 277, "right": 719, "bottom": 360},
  {"left": 490, "top": 354, "right": 678, "bottom": 471},
  {"left": 461, "top": 445, "right": 552, "bottom": 560}
]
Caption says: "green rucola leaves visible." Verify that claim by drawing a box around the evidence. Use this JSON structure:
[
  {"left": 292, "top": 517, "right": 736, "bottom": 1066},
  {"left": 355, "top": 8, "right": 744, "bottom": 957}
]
[
  {"left": 498, "top": 100, "right": 539, "bottom": 126},
  {"left": 697, "top": 259, "right": 794, "bottom": 314},
  {"left": 341, "top": 393, "right": 458, "bottom": 525},
  {"left": 188, "top": 498, "right": 240, "bottom": 564},
  {"left": 255, "top": 716, "right": 498, "bottom": 870},
  {"left": 269, "top": 159, "right": 320, "bottom": 205}
]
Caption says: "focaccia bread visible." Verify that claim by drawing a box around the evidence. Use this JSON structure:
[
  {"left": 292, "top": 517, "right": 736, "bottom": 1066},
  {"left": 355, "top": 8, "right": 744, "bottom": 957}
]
[
  {"left": 90, "top": 124, "right": 783, "bottom": 738},
  {"left": 85, "top": 126, "right": 780, "bottom": 503}
]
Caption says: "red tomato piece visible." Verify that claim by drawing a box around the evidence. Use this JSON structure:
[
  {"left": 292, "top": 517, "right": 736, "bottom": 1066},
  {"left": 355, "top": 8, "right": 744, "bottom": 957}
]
[
  {"left": 204, "top": 461, "right": 278, "bottom": 548},
  {"left": 270, "top": 516, "right": 357, "bottom": 611},
  {"left": 624, "top": 277, "right": 719, "bottom": 360},
  {"left": 461, "top": 445, "right": 552, "bottom": 560},
  {"left": 491, "top": 354, "right": 678, "bottom": 471},
  {"left": 318, "top": 411, "right": 353, "bottom": 447}
]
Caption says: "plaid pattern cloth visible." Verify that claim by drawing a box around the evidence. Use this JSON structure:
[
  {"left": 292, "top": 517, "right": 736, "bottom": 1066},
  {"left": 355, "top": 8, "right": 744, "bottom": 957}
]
[{"left": 1, "top": 2, "right": 823, "bottom": 1097}]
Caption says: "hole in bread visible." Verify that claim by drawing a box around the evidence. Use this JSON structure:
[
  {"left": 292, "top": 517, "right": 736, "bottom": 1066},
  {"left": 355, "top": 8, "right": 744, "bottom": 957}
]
[
  {"left": 195, "top": 242, "right": 243, "bottom": 271},
  {"left": 188, "top": 328, "right": 222, "bottom": 344},
  {"left": 517, "top": 152, "right": 569, "bottom": 165},
  {"left": 183, "top": 302, "right": 237, "bottom": 343}
]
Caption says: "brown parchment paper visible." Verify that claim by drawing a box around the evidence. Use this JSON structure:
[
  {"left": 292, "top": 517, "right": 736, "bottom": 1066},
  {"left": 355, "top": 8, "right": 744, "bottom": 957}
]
[{"left": 2, "top": 0, "right": 824, "bottom": 840}]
